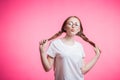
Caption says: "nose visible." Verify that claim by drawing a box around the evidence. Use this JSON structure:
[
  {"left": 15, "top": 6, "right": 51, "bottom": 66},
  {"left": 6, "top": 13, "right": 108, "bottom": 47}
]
[{"left": 72, "top": 24, "right": 75, "bottom": 28}]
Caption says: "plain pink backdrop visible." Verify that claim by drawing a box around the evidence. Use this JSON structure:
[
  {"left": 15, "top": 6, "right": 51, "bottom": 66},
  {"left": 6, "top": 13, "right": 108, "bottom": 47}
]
[{"left": 0, "top": 0, "right": 120, "bottom": 80}]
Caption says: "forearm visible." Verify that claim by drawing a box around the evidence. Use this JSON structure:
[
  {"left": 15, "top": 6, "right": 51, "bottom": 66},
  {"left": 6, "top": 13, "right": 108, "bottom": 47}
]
[
  {"left": 40, "top": 51, "right": 51, "bottom": 72},
  {"left": 81, "top": 54, "right": 100, "bottom": 74}
]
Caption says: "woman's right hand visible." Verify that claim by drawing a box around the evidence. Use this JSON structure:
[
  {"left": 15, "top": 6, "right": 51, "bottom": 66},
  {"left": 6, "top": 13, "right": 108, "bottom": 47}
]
[
  {"left": 39, "top": 39, "right": 48, "bottom": 53},
  {"left": 39, "top": 40, "right": 54, "bottom": 72}
]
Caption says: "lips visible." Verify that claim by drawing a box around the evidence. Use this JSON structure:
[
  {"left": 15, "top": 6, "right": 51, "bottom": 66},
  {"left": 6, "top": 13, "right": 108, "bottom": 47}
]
[{"left": 71, "top": 29, "right": 75, "bottom": 32}]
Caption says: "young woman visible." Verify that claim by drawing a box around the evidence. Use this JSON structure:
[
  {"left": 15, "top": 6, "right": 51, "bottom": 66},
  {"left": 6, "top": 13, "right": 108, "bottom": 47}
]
[{"left": 39, "top": 16, "right": 101, "bottom": 80}]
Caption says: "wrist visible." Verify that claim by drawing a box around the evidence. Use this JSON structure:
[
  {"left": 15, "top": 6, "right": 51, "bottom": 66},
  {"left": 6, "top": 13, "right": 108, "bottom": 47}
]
[
  {"left": 41, "top": 52, "right": 47, "bottom": 57},
  {"left": 39, "top": 48, "right": 45, "bottom": 53}
]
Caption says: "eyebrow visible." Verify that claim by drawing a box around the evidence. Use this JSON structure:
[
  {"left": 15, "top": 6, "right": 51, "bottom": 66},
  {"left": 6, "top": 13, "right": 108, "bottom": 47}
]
[
  {"left": 68, "top": 21, "right": 79, "bottom": 24},
  {"left": 68, "top": 21, "right": 78, "bottom": 23}
]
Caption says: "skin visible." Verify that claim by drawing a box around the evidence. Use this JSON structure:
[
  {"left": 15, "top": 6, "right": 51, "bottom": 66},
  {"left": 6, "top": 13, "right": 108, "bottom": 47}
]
[{"left": 39, "top": 17, "right": 101, "bottom": 74}]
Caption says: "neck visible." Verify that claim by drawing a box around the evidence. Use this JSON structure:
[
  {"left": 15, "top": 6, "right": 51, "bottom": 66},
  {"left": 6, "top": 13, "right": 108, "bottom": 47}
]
[{"left": 63, "top": 34, "right": 75, "bottom": 41}]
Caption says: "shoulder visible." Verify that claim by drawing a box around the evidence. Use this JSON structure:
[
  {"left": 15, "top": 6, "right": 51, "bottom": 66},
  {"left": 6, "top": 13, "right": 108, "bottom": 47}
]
[
  {"left": 49, "top": 39, "right": 60, "bottom": 45},
  {"left": 51, "top": 39, "right": 60, "bottom": 43},
  {"left": 75, "top": 41, "right": 84, "bottom": 48}
]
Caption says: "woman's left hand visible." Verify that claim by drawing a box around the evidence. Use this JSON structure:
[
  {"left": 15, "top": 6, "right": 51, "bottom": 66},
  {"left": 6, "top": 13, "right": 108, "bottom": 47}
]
[{"left": 94, "top": 46, "right": 101, "bottom": 56}]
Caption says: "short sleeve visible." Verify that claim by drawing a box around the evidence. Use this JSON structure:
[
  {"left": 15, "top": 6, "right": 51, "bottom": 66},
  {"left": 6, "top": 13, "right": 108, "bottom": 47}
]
[{"left": 47, "top": 41, "right": 56, "bottom": 58}]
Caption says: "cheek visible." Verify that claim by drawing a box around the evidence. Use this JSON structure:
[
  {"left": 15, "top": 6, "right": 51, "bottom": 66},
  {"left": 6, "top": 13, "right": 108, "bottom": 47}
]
[
  {"left": 76, "top": 27, "right": 80, "bottom": 32},
  {"left": 64, "top": 26, "right": 71, "bottom": 31}
]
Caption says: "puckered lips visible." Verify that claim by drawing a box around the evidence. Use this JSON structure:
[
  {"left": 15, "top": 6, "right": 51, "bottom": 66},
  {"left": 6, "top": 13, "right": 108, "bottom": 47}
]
[{"left": 71, "top": 29, "right": 75, "bottom": 32}]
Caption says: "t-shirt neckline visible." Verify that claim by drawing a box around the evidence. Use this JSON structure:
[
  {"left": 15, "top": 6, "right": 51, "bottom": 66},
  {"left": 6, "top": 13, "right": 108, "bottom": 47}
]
[{"left": 58, "top": 38, "right": 76, "bottom": 48}]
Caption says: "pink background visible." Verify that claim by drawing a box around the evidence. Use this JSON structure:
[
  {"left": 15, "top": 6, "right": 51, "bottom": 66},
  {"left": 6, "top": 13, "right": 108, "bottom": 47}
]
[{"left": 0, "top": 0, "right": 120, "bottom": 80}]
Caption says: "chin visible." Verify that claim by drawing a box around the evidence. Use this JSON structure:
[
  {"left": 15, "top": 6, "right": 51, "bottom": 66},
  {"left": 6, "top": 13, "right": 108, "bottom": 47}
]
[
  {"left": 71, "top": 32, "right": 78, "bottom": 35},
  {"left": 67, "top": 31, "right": 78, "bottom": 36},
  {"left": 69, "top": 33, "right": 76, "bottom": 36}
]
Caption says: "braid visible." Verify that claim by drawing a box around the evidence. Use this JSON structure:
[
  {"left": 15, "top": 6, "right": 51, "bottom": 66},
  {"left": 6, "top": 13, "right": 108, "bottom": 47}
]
[
  {"left": 77, "top": 32, "right": 96, "bottom": 47},
  {"left": 48, "top": 31, "right": 63, "bottom": 41}
]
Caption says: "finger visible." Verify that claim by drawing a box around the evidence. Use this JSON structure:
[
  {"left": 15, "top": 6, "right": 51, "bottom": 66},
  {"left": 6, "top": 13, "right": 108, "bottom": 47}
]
[
  {"left": 39, "top": 40, "right": 44, "bottom": 45},
  {"left": 39, "top": 42, "right": 41, "bottom": 45},
  {"left": 39, "top": 39, "right": 48, "bottom": 46},
  {"left": 43, "top": 39, "right": 48, "bottom": 44},
  {"left": 42, "top": 40, "right": 46, "bottom": 44},
  {"left": 95, "top": 46, "right": 100, "bottom": 51},
  {"left": 96, "top": 47, "right": 101, "bottom": 53},
  {"left": 39, "top": 41, "right": 42, "bottom": 45},
  {"left": 98, "top": 47, "right": 101, "bottom": 53},
  {"left": 94, "top": 46, "right": 99, "bottom": 52},
  {"left": 43, "top": 40, "right": 46, "bottom": 43}
]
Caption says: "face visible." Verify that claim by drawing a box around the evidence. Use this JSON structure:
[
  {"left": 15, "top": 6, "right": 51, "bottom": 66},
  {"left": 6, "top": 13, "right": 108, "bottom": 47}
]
[{"left": 64, "top": 17, "right": 80, "bottom": 36}]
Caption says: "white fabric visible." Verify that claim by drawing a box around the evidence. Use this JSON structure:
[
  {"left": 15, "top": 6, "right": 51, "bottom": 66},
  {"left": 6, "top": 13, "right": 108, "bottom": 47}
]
[{"left": 47, "top": 39, "right": 85, "bottom": 80}]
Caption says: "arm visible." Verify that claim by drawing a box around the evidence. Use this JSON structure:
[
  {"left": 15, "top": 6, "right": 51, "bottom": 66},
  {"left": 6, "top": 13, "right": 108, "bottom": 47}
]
[
  {"left": 81, "top": 46, "right": 101, "bottom": 74},
  {"left": 39, "top": 40, "right": 54, "bottom": 72}
]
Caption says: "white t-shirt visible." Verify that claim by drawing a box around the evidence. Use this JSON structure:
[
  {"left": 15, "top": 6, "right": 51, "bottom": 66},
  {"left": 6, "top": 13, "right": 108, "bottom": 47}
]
[{"left": 47, "top": 39, "right": 85, "bottom": 80}]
